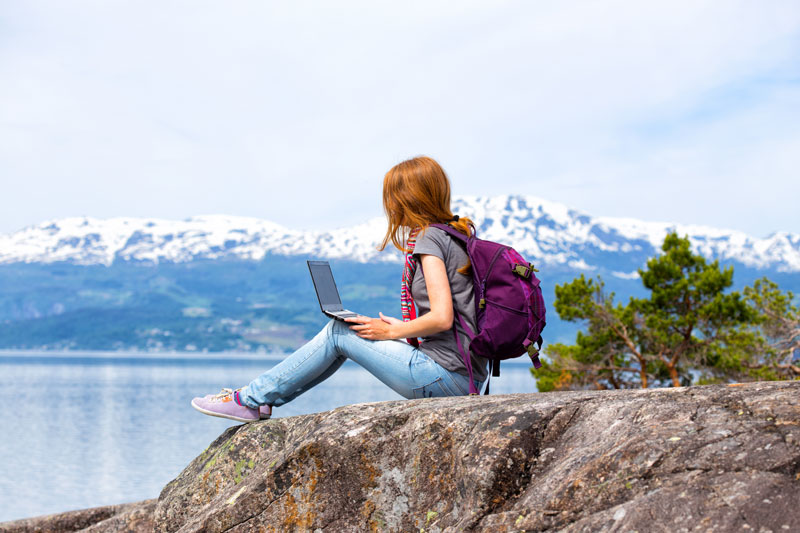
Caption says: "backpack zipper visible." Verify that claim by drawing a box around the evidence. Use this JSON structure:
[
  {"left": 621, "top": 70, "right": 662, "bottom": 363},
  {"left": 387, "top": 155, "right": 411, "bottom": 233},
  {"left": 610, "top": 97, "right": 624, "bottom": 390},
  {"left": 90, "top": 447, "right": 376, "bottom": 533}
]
[
  {"left": 479, "top": 246, "right": 508, "bottom": 308},
  {"left": 484, "top": 298, "right": 527, "bottom": 316}
]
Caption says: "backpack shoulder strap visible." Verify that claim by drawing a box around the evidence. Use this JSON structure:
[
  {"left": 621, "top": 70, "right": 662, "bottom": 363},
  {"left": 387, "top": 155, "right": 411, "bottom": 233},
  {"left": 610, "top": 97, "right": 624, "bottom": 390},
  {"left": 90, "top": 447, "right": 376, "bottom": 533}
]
[
  {"left": 429, "top": 223, "right": 470, "bottom": 244},
  {"left": 452, "top": 309, "right": 480, "bottom": 395}
]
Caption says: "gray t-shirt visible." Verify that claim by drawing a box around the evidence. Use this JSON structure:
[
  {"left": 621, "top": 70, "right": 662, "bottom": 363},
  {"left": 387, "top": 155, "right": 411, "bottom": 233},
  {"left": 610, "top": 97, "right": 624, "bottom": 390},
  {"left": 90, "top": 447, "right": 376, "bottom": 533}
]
[{"left": 412, "top": 226, "right": 488, "bottom": 383}]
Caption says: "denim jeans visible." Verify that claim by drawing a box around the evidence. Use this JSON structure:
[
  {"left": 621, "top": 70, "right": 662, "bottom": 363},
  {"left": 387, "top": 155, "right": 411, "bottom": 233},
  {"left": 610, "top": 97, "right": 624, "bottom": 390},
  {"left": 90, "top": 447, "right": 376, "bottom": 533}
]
[{"left": 240, "top": 319, "right": 482, "bottom": 408}]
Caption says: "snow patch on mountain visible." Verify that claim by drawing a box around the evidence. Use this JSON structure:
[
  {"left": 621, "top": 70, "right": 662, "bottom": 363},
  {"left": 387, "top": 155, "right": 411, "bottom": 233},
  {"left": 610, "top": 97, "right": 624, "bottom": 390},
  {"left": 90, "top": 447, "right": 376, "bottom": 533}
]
[{"left": 1, "top": 195, "right": 798, "bottom": 272}]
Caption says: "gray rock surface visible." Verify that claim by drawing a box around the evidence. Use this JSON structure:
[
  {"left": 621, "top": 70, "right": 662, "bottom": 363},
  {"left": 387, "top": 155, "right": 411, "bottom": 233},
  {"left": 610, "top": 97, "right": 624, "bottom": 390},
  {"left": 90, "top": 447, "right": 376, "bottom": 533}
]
[
  {"left": 0, "top": 500, "right": 155, "bottom": 533},
  {"left": 3, "top": 381, "right": 799, "bottom": 532}
]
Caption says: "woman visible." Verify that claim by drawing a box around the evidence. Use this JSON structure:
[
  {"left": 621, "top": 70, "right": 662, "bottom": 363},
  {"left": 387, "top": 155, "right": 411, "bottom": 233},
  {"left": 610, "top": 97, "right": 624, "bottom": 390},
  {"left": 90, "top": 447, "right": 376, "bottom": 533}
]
[{"left": 191, "top": 156, "right": 488, "bottom": 423}]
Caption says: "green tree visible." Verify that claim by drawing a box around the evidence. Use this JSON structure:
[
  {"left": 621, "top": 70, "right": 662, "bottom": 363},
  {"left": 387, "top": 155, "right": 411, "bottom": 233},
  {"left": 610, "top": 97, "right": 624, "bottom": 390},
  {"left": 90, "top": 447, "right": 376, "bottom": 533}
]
[
  {"left": 742, "top": 278, "right": 800, "bottom": 380},
  {"left": 534, "top": 233, "right": 760, "bottom": 391}
]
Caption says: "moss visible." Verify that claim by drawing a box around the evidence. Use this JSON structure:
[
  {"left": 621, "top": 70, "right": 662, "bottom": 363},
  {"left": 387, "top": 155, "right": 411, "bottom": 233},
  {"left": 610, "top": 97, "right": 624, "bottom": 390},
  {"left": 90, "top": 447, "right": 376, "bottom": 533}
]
[
  {"left": 200, "top": 437, "right": 237, "bottom": 475},
  {"left": 233, "top": 458, "right": 253, "bottom": 485},
  {"left": 595, "top": 480, "right": 610, "bottom": 493},
  {"left": 221, "top": 439, "right": 235, "bottom": 454}
]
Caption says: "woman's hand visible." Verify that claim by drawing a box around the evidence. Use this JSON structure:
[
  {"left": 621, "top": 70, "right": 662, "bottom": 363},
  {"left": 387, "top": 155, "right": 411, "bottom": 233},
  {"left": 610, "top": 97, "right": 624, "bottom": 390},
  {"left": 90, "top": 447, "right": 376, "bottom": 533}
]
[
  {"left": 345, "top": 254, "right": 454, "bottom": 341},
  {"left": 346, "top": 315, "right": 396, "bottom": 341},
  {"left": 378, "top": 312, "right": 402, "bottom": 325}
]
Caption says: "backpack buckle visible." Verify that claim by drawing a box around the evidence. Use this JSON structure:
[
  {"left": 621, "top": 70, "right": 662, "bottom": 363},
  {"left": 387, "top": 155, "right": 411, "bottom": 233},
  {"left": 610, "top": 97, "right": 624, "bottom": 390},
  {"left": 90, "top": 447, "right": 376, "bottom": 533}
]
[
  {"left": 527, "top": 343, "right": 543, "bottom": 369},
  {"left": 512, "top": 263, "right": 532, "bottom": 278}
]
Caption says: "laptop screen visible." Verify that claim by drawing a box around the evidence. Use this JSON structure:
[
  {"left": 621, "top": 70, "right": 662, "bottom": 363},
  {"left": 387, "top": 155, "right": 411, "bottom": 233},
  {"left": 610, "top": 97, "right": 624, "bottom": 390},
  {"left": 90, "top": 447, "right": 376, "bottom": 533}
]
[{"left": 308, "top": 261, "right": 344, "bottom": 311}]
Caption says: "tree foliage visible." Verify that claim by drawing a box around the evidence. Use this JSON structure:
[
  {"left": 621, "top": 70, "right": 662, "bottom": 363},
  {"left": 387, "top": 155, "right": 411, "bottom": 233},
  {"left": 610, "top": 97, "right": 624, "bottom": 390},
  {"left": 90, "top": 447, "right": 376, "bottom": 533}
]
[
  {"left": 743, "top": 278, "right": 800, "bottom": 380},
  {"left": 534, "top": 233, "right": 798, "bottom": 391}
]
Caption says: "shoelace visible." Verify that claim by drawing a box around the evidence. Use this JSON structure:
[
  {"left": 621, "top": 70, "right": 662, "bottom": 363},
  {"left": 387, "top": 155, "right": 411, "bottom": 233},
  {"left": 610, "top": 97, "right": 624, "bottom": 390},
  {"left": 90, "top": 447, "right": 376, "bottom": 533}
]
[{"left": 212, "top": 387, "right": 235, "bottom": 400}]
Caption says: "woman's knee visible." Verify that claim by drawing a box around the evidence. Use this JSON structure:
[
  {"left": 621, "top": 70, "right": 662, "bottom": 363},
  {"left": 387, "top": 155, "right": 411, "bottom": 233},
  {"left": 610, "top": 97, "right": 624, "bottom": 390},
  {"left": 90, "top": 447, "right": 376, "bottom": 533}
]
[
  {"left": 325, "top": 318, "right": 343, "bottom": 338},
  {"left": 324, "top": 318, "right": 357, "bottom": 351},
  {"left": 304, "top": 319, "right": 338, "bottom": 348},
  {"left": 329, "top": 318, "right": 359, "bottom": 337}
]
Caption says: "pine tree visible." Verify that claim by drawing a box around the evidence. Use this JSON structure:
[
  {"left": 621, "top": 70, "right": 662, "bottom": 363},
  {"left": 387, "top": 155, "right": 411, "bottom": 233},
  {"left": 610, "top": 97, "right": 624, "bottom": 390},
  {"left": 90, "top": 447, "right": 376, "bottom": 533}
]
[
  {"left": 534, "top": 233, "right": 760, "bottom": 391},
  {"left": 743, "top": 278, "right": 800, "bottom": 380}
]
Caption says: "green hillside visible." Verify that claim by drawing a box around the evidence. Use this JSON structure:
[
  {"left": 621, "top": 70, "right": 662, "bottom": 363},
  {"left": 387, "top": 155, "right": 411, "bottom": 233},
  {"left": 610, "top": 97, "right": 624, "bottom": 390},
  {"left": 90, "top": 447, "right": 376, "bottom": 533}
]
[
  {"left": 1, "top": 256, "right": 793, "bottom": 353},
  {"left": 0, "top": 257, "right": 400, "bottom": 352}
]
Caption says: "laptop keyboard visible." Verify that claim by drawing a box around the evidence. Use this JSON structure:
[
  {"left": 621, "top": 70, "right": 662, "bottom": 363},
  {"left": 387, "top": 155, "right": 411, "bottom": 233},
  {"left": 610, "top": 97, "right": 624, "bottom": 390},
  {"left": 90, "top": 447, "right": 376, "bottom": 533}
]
[{"left": 330, "top": 310, "right": 358, "bottom": 318}]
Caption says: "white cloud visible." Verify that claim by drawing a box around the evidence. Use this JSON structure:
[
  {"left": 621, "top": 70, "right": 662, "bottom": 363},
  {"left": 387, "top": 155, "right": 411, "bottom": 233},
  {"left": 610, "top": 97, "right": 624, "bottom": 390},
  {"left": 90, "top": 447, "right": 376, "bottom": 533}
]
[{"left": 0, "top": 0, "right": 798, "bottom": 237}]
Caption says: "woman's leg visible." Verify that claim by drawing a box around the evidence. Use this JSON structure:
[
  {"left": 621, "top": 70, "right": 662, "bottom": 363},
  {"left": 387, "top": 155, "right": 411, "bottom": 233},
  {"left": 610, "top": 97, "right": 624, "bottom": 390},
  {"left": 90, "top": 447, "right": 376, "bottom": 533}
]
[
  {"left": 240, "top": 320, "right": 348, "bottom": 407},
  {"left": 240, "top": 319, "right": 480, "bottom": 408}
]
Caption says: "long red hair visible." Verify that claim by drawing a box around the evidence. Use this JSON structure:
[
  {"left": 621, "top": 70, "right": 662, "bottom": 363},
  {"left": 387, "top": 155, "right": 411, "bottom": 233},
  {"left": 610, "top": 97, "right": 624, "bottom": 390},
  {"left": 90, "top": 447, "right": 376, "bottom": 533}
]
[{"left": 379, "top": 156, "right": 473, "bottom": 271}]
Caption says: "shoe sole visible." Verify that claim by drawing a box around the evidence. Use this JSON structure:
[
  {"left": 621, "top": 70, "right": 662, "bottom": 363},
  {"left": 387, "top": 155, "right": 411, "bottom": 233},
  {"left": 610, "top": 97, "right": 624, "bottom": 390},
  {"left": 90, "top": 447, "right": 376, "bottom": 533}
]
[{"left": 191, "top": 399, "right": 259, "bottom": 423}]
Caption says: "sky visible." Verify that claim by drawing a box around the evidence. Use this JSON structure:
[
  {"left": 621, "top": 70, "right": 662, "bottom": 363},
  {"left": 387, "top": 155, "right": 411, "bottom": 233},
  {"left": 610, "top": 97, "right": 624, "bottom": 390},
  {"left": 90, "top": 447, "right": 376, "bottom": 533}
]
[{"left": 1, "top": 0, "right": 799, "bottom": 238}]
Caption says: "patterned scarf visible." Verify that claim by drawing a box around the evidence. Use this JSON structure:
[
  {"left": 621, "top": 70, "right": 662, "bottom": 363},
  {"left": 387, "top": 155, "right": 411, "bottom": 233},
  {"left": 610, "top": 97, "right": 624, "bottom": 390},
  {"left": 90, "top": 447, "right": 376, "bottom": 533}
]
[{"left": 401, "top": 227, "right": 421, "bottom": 347}]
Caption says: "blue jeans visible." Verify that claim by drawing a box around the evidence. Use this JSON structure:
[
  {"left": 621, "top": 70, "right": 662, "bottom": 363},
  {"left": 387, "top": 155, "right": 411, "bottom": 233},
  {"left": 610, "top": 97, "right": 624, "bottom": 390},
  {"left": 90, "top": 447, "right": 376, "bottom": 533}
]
[{"left": 240, "top": 319, "right": 482, "bottom": 408}]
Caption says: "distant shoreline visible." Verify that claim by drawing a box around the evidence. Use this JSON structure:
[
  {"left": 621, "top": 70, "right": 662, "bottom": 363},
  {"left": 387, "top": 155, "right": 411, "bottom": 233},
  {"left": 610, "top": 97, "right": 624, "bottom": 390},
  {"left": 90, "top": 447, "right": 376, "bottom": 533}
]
[{"left": 0, "top": 348, "right": 286, "bottom": 363}]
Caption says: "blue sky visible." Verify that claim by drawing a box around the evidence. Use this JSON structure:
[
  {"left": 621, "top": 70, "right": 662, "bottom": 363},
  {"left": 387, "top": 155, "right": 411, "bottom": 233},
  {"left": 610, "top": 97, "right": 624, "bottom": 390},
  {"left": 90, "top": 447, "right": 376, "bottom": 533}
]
[{"left": 1, "top": 0, "right": 799, "bottom": 238}]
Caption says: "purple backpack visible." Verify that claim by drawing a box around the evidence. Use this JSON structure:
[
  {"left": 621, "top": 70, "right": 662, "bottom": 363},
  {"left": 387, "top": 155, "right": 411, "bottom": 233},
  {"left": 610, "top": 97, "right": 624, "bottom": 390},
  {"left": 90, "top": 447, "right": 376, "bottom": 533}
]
[{"left": 430, "top": 223, "right": 546, "bottom": 394}]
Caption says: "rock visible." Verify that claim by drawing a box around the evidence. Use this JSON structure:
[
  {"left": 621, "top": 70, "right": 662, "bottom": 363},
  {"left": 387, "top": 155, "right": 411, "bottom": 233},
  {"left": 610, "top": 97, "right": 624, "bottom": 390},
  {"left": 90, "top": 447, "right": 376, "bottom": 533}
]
[
  {"left": 155, "top": 381, "right": 800, "bottom": 532},
  {"left": 3, "top": 381, "right": 799, "bottom": 532},
  {"left": 0, "top": 500, "right": 155, "bottom": 533}
]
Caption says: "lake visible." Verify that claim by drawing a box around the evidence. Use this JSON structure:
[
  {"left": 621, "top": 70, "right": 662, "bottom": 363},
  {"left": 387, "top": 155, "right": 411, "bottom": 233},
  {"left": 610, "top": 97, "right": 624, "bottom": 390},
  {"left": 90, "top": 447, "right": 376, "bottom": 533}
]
[{"left": 0, "top": 350, "right": 538, "bottom": 522}]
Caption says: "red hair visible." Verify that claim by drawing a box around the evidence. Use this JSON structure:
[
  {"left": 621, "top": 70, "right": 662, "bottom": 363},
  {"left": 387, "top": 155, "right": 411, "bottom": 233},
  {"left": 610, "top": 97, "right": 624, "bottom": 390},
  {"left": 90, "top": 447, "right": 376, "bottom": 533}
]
[{"left": 379, "top": 156, "right": 473, "bottom": 272}]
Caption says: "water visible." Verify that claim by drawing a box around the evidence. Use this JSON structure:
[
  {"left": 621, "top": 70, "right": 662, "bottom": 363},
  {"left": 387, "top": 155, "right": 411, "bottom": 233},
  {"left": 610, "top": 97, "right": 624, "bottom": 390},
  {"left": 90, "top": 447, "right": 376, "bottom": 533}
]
[{"left": 0, "top": 350, "right": 538, "bottom": 522}]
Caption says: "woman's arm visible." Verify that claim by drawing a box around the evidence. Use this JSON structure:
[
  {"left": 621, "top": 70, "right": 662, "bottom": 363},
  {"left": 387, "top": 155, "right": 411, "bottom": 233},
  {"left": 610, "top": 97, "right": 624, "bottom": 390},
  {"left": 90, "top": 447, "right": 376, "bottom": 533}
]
[{"left": 348, "top": 254, "right": 454, "bottom": 341}]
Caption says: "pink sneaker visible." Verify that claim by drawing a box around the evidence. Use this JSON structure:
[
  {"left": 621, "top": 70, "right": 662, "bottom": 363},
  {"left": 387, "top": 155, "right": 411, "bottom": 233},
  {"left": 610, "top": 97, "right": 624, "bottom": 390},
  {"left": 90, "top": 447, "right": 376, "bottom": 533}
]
[{"left": 191, "top": 388, "right": 261, "bottom": 423}]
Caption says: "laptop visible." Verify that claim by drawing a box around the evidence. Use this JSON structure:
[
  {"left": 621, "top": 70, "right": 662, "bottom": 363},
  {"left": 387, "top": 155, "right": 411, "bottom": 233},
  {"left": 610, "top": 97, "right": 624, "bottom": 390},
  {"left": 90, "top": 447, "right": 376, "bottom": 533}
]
[{"left": 307, "top": 260, "right": 361, "bottom": 321}]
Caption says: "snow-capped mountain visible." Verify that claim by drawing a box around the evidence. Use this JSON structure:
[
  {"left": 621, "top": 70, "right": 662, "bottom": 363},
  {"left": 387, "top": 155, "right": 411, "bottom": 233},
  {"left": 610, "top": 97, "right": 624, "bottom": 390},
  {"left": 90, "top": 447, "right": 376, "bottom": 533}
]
[{"left": 1, "top": 195, "right": 798, "bottom": 275}]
